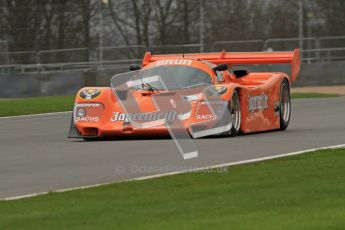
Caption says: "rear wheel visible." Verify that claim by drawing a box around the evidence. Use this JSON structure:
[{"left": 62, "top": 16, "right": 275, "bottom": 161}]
[
  {"left": 228, "top": 91, "right": 241, "bottom": 136},
  {"left": 279, "top": 79, "right": 291, "bottom": 130}
]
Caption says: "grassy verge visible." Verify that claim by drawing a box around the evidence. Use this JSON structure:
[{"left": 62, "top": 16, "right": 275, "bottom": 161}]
[
  {"left": 1, "top": 148, "right": 345, "bottom": 229},
  {"left": 0, "top": 95, "right": 74, "bottom": 116},
  {"left": 0, "top": 92, "right": 340, "bottom": 117}
]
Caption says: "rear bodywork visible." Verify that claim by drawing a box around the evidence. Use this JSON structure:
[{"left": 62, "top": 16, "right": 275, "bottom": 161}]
[{"left": 69, "top": 49, "right": 300, "bottom": 139}]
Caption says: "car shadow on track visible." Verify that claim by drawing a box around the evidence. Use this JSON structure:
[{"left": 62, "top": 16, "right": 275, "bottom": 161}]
[{"left": 69, "top": 128, "right": 294, "bottom": 142}]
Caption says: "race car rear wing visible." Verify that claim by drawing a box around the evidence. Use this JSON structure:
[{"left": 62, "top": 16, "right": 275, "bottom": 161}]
[{"left": 142, "top": 49, "right": 300, "bottom": 82}]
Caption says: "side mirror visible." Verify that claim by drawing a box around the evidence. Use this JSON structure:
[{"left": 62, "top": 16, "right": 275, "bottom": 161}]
[
  {"left": 212, "top": 64, "right": 228, "bottom": 72},
  {"left": 129, "top": 64, "right": 141, "bottom": 71},
  {"left": 233, "top": 70, "right": 248, "bottom": 78}
]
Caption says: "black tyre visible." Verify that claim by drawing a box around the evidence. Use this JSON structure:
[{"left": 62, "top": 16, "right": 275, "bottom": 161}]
[
  {"left": 228, "top": 90, "right": 241, "bottom": 136},
  {"left": 279, "top": 79, "right": 291, "bottom": 130}
]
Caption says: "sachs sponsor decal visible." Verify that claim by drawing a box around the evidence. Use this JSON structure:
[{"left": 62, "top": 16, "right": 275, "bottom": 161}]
[
  {"left": 248, "top": 94, "right": 269, "bottom": 112},
  {"left": 75, "top": 107, "right": 100, "bottom": 122},
  {"left": 196, "top": 114, "right": 214, "bottom": 120},
  {"left": 74, "top": 103, "right": 103, "bottom": 122}
]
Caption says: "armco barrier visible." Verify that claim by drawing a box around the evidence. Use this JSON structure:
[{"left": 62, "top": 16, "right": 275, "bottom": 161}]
[
  {"left": 1, "top": 62, "right": 345, "bottom": 97},
  {"left": 0, "top": 67, "right": 127, "bottom": 98}
]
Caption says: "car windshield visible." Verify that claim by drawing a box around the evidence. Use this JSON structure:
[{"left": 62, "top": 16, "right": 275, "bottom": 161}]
[{"left": 128, "top": 65, "right": 212, "bottom": 90}]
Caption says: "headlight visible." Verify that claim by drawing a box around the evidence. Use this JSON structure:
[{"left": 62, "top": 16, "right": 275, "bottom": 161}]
[
  {"left": 215, "top": 86, "right": 227, "bottom": 95},
  {"left": 76, "top": 107, "right": 86, "bottom": 117},
  {"left": 178, "top": 111, "right": 192, "bottom": 120},
  {"left": 183, "top": 94, "right": 202, "bottom": 102}
]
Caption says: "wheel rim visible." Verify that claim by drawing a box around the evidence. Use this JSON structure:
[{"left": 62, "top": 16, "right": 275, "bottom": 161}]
[
  {"left": 230, "top": 92, "right": 241, "bottom": 131},
  {"left": 280, "top": 83, "right": 290, "bottom": 123}
]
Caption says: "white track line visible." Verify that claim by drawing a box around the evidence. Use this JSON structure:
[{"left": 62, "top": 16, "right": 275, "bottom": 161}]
[
  {"left": 1, "top": 96, "right": 343, "bottom": 120},
  {"left": 0, "top": 111, "right": 72, "bottom": 119},
  {"left": 2, "top": 143, "right": 345, "bottom": 201}
]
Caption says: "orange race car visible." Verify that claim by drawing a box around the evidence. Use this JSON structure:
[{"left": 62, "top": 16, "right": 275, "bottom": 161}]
[{"left": 68, "top": 49, "right": 300, "bottom": 140}]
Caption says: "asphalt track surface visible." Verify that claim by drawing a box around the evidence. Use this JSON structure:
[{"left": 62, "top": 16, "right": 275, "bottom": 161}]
[{"left": 0, "top": 97, "right": 344, "bottom": 199}]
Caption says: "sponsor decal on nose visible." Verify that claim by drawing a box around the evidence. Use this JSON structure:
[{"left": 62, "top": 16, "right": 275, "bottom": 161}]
[{"left": 79, "top": 89, "right": 101, "bottom": 100}]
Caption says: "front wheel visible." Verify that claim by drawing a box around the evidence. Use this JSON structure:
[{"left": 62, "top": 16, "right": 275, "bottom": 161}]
[
  {"left": 279, "top": 79, "right": 291, "bottom": 130},
  {"left": 228, "top": 91, "right": 241, "bottom": 136}
]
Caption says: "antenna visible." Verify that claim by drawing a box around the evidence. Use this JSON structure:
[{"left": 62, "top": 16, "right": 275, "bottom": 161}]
[{"left": 146, "top": 46, "right": 152, "bottom": 53}]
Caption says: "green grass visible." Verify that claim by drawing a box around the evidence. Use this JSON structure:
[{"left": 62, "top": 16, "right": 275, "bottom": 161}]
[
  {"left": 0, "top": 95, "right": 74, "bottom": 116},
  {"left": 0, "top": 92, "right": 340, "bottom": 117},
  {"left": 291, "top": 92, "right": 340, "bottom": 99},
  {"left": 1, "top": 148, "right": 345, "bottom": 230}
]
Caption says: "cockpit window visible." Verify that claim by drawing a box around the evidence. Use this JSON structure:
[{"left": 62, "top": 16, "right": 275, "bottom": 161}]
[
  {"left": 203, "top": 60, "right": 224, "bottom": 82},
  {"left": 216, "top": 71, "right": 224, "bottom": 82},
  {"left": 129, "top": 65, "right": 212, "bottom": 90}
]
